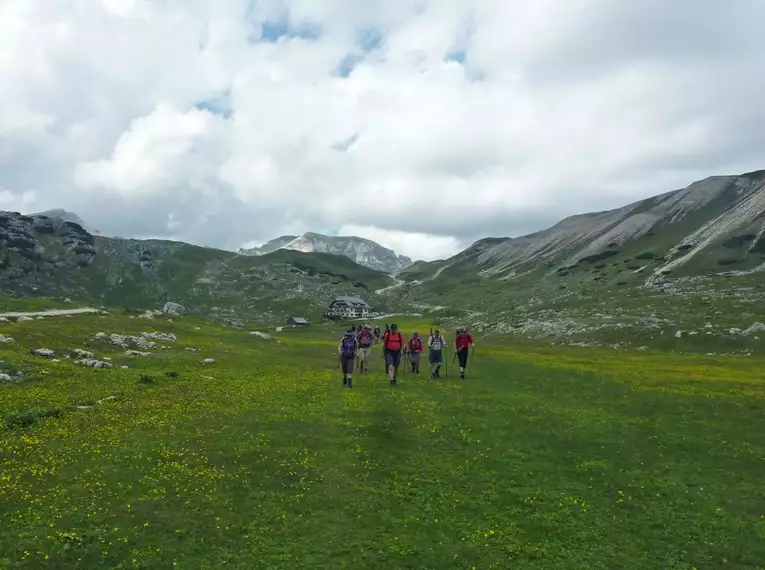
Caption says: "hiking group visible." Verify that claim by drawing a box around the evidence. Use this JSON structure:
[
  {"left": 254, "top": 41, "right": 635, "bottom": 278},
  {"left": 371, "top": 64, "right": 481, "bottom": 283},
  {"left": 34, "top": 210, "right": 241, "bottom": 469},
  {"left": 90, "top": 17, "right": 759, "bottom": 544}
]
[{"left": 337, "top": 323, "right": 475, "bottom": 388}]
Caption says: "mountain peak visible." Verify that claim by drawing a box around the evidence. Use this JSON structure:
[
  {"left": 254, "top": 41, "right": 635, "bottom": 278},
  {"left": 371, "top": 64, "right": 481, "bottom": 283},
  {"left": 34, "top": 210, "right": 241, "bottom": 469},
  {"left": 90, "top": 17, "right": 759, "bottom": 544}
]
[{"left": 240, "top": 232, "right": 412, "bottom": 274}]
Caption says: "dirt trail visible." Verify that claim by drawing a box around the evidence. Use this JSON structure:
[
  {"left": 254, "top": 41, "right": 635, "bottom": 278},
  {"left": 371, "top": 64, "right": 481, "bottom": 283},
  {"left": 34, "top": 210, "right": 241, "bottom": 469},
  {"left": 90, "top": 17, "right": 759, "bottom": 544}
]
[{"left": 0, "top": 308, "right": 98, "bottom": 318}]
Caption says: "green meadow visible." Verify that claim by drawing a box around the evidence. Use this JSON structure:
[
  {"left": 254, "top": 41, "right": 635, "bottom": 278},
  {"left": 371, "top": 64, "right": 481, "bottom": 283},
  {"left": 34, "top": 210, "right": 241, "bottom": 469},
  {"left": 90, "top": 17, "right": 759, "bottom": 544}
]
[{"left": 1, "top": 311, "right": 764, "bottom": 569}]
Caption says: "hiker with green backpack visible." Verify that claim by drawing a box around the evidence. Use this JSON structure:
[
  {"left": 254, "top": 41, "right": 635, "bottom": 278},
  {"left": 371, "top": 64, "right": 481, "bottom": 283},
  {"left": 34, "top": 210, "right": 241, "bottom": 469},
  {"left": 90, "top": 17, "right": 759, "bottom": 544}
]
[{"left": 337, "top": 330, "right": 358, "bottom": 388}]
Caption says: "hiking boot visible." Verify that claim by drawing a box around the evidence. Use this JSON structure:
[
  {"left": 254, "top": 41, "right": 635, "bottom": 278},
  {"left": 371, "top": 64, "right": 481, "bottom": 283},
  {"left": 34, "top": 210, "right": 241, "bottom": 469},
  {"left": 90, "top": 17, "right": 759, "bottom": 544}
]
[
  {"left": 348, "top": 381, "right": 353, "bottom": 388},
  {"left": 460, "top": 372, "right": 465, "bottom": 379},
  {"left": 343, "top": 377, "right": 348, "bottom": 386}
]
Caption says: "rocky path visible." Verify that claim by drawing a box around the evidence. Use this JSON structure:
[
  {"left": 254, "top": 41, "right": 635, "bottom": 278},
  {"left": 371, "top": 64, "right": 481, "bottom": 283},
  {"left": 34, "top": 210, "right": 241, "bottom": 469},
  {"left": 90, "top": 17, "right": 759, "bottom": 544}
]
[{"left": 0, "top": 308, "right": 98, "bottom": 318}]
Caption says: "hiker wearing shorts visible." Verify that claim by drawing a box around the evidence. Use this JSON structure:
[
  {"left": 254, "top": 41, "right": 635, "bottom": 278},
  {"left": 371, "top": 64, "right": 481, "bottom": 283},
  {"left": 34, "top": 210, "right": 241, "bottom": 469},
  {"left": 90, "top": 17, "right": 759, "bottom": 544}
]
[
  {"left": 382, "top": 323, "right": 404, "bottom": 386},
  {"left": 406, "top": 332, "right": 424, "bottom": 374},
  {"left": 428, "top": 329, "right": 446, "bottom": 379},
  {"left": 454, "top": 327, "right": 475, "bottom": 379},
  {"left": 356, "top": 324, "right": 374, "bottom": 373},
  {"left": 338, "top": 330, "right": 358, "bottom": 388}
]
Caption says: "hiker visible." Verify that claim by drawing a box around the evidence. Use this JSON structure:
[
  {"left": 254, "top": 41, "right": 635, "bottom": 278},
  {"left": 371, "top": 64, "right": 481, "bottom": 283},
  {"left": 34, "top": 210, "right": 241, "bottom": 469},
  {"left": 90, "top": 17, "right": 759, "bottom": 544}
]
[
  {"left": 356, "top": 324, "right": 374, "bottom": 373},
  {"left": 351, "top": 324, "right": 356, "bottom": 333},
  {"left": 428, "top": 329, "right": 446, "bottom": 379},
  {"left": 338, "top": 329, "right": 358, "bottom": 388},
  {"left": 406, "top": 331, "right": 424, "bottom": 374},
  {"left": 384, "top": 323, "right": 390, "bottom": 335},
  {"left": 454, "top": 327, "right": 475, "bottom": 379},
  {"left": 373, "top": 325, "right": 381, "bottom": 343},
  {"left": 382, "top": 323, "right": 404, "bottom": 386}
]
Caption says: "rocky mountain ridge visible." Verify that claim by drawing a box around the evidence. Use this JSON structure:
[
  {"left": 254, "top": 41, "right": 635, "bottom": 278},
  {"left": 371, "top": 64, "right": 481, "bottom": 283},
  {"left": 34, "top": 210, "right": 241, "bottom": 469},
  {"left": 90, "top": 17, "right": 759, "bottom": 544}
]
[{"left": 240, "top": 232, "right": 413, "bottom": 274}]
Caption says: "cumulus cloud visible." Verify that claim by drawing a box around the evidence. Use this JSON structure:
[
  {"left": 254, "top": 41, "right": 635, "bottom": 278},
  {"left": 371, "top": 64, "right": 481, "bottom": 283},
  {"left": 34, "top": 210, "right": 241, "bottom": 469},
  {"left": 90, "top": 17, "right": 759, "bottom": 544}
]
[{"left": 1, "top": 0, "right": 764, "bottom": 261}]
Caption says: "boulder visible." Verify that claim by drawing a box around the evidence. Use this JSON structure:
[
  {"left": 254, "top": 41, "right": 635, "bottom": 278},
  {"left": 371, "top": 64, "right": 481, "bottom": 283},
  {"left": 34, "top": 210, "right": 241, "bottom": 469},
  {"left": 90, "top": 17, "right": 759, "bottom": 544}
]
[
  {"left": 0, "top": 373, "right": 12, "bottom": 383},
  {"left": 0, "top": 334, "right": 14, "bottom": 344},
  {"left": 32, "top": 348, "right": 55, "bottom": 358},
  {"left": 75, "top": 358, "right": 112, "bottom": 369},
  {"left": 163, "top": 302, "right": 186, "bottom": 316},
  {"left": 70, "top": 349, "right": 94, "bottom": 359},
  {"left": 201, "top": 358, "right": 215, "bottom": 365},
  {"left": 124, "top": 350, "right": 151, "bottom": 357},
  {"left": 743, "top": 322, "right": 765, "bottom": 336},
  {"left": 674, "top": 331, "right": 683, "bottom": 339},
  {"left": 16, "top": 316, "right": 32, "bottom": 323},
  {"left": 730, "top": 328, "right": 742, "bottom": 335}
]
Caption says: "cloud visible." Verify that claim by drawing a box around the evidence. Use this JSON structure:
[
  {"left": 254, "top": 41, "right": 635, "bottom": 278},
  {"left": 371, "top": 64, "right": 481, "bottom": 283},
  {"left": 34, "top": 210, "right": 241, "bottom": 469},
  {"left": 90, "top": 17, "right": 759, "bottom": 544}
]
[{"left": 1, "top": 0, "right": 765, "bottom": 261}]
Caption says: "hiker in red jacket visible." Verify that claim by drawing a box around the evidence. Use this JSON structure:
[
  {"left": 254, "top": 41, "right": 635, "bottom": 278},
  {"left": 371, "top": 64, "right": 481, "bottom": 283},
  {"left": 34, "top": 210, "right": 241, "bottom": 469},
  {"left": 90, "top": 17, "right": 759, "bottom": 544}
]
[
  {"left": 406, "top": 331, "right": 424, "bottom": 374},
  {"left": 382, "top": 323, "right": 404, "bottom": 386},
  {"left": 454, "top": 327, "right": 474, "bottom": 379}
]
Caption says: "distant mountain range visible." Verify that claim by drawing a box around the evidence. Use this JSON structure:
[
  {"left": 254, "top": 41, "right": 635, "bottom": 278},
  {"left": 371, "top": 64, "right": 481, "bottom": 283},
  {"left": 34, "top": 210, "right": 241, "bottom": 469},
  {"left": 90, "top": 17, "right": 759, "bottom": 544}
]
[
  {"left": 5, "top": 168, "right": 765, "bottom": 334},
  {"left": 239, "top": 232, "right": 413, "bottom": 274}
]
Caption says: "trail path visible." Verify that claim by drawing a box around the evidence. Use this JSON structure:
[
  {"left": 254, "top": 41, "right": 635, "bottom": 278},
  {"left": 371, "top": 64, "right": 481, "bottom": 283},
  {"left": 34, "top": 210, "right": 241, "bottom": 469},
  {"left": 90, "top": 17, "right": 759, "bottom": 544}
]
[
  {"left": 0, "top": 308, "right": 98, "bottom": 318},
  {"left": 375, "top": 278, "right": 405, "bottom": 295}
]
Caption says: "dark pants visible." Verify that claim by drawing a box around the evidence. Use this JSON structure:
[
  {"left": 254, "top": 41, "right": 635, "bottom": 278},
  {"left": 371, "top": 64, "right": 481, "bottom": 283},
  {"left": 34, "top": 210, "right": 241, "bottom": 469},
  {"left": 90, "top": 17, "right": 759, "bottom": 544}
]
[
  {"left": 385, "top": 350, "right": 401, "bottom": 376},
  {"left": 341, "top": 355, "right": 355, "bottom": 375},
  {"left": 457, "top": 349, "right": 469, "bottom": 368}
]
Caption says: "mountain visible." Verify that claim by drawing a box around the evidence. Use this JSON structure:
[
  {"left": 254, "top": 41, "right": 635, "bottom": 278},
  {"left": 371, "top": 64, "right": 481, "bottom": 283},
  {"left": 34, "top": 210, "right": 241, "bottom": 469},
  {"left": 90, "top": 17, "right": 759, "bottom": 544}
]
[
  {"left": 402, "top": 170, "right": 765, "bottom": 288},
  {"left": 389, "top": 169, "right": 765, "bottom": 348},
  {"left": 0, "top": 211, "right": 391, "bottom": 324},
  {"left": 240, "top": 232, "right": 413, "bottom": 274}
]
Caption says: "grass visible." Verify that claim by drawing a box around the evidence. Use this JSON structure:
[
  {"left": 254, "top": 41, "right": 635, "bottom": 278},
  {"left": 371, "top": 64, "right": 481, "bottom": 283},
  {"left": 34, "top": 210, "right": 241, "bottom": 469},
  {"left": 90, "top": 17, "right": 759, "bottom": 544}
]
[{"left": 2, "top": 311, "right": 765, "bottom": 568}]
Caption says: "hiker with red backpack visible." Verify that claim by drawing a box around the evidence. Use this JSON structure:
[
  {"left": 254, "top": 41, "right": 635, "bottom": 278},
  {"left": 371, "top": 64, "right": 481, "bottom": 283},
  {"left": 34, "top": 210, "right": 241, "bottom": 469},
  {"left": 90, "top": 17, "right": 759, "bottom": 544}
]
[
  {"left": 338, "top": 330, "right": 358, "bottom": 388},
  {"left": 356, "top": 324, "right": 374, "bottom": 373},
  {"left": 454, "top": 327, "right": 475, "bottom": 379},
  {"left": 382, "top": 323, "right": 404, "bottom": 386},
  {"left": 406, "top": 331, "right": 424, "bottom": 374}
]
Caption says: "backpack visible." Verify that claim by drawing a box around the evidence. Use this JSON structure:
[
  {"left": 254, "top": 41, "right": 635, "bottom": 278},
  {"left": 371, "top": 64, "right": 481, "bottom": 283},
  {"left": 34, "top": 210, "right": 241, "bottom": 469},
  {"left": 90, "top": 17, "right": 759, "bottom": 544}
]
[
  {"left": 358, "top": 329, "right": 372, "bottom": 347},
  {"left": 409, "top": 337, "right": 422, "bottom": 352},
  {"left": 384, "top": 331, "right": 403, "bottom": 351},
  {"left": 341, "top": 336, "right": 356, "bottom": 357},
  {"left": 429, "top": 335, "right": 443, "bottom": 350}
]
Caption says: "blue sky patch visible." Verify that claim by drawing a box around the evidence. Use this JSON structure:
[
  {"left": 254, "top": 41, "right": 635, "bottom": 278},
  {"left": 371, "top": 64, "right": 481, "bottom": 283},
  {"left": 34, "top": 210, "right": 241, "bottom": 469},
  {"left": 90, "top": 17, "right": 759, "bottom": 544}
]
[{"left": 194, "top": 91, "right": 232, "bottom": 119}]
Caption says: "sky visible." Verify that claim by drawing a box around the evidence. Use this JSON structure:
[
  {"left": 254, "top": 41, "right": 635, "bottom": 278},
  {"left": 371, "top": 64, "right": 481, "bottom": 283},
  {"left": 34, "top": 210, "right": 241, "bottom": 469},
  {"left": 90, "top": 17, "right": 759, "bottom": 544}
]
[{"left": 2, "top": 0, "right": 765, "bottom": 262}]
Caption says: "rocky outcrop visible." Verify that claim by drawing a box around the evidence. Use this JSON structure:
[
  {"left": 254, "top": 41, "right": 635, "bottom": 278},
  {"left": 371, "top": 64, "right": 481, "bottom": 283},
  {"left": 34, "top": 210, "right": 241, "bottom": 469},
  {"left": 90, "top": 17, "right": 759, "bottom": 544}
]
[{"left": 0, "top": 211, "right": 96, "bottom": 292}]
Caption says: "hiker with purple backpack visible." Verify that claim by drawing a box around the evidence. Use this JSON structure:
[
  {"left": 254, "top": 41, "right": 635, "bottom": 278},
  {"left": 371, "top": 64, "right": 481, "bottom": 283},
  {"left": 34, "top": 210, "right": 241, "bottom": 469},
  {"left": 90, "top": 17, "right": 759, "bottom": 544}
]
[{"left": 337, "top": 330, "right": 358, "bottom": 388}]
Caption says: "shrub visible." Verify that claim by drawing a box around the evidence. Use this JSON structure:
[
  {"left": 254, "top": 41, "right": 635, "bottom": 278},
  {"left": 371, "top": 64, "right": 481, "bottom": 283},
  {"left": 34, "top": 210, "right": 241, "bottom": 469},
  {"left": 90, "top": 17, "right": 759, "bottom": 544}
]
[
  {"left": 635, "top": 251, "right": 656, "bottom": 260},
  {"left": 723, "top": 234, "right": 756, "bottom": 248},
  {"left": 578, "top": 250, "right": 619, "bottom": 264}
]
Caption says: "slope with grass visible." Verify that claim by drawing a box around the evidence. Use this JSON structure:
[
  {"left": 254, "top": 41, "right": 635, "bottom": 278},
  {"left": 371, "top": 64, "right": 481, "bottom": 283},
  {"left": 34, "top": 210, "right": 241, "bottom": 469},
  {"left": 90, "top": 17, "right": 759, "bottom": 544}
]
[
  {"left": 1, "top": 211, "right": 392, "bottom": 323},
  {"left": 2, "top": 310, "right": 765, "bottom": 568},
  {"left": 386, "top": 170, "right": 765, "bottom": 346}
]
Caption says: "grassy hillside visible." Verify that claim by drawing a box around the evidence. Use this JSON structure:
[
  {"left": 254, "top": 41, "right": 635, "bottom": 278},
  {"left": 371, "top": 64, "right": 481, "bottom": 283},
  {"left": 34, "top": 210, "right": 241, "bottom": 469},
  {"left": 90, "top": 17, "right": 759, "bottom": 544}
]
[
  {"left": 0, "top": 217, "right": 392, "bottom": 323},
  {"left": 2, "top": 310, "right": 765, "bottom": 568}
]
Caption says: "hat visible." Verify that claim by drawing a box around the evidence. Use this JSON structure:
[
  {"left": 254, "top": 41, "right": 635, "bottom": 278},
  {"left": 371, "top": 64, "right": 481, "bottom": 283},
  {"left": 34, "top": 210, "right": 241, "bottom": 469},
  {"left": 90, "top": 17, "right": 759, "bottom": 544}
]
[
  {"left": 412, "top": 331, "right": 419, "bottom": 337},
  {"left": 345, "top": 329, "right": 354, "bottom": 336}
]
